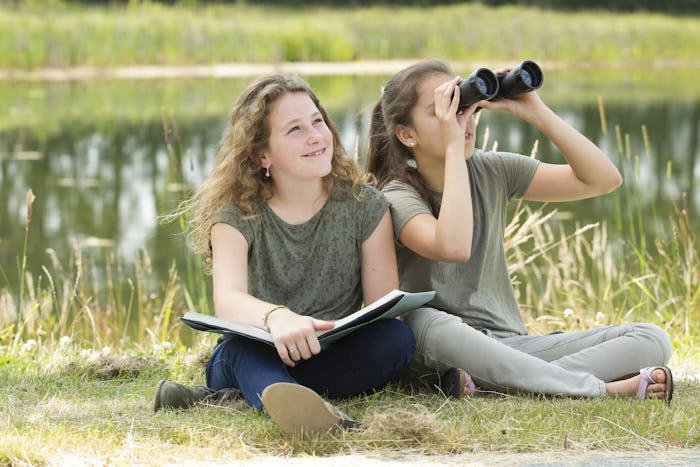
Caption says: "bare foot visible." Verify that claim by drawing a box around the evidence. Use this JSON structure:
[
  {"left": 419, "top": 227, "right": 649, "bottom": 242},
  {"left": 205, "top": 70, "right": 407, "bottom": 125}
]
[{"left": 605, "top": 368, "right": 668, "bottom": 400}]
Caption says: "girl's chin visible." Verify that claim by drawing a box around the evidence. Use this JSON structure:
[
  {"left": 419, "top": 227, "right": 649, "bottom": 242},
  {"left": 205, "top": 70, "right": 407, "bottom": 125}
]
[{"left": 306, "top": 164, "right": 333, "bottom": 179}]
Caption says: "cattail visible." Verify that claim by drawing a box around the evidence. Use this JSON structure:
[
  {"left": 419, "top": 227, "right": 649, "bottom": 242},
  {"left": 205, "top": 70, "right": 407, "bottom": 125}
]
[
  {"left": 598, "top": 96, "right": 607, "bottom": 135},
  {"left": 161, "top": 108, "right": 171, "bottom": 144},
  {"left": 25, "top": 189, "right": 35, "bottom": 231}
]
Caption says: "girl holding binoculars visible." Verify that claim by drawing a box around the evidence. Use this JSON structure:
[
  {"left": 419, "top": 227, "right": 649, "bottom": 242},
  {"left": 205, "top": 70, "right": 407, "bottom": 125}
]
[{"left": 366, "top": 59, "right": 674, "bottom": 402}]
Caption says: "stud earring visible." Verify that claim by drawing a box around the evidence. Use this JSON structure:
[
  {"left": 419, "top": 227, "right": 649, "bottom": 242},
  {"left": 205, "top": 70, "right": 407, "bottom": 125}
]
[
  {"left": 408, "top": 141, "right": 415, "bottom": 147},
  {"left": 264, "top": 167, "right": 270, "bottom": 178}
]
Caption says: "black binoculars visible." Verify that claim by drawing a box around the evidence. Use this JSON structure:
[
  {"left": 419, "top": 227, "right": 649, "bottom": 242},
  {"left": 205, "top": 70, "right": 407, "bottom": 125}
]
[{"left": 457, "top": 60, "right": 544, "bottom": 111}]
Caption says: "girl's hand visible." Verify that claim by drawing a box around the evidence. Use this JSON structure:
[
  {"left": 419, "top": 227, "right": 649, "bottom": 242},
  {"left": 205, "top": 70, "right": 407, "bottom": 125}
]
[
  {"left": 481, "top": 89, "right": 545, "bottom": 122},
  {"left": 434, "top": 77, "right": 481, "bottom": 157},
  {"left": 265, "top": 307, "right": 335, "bottom": 367},
  {"left": 479, "top": 66, "right": 547, "bottom": 122}
]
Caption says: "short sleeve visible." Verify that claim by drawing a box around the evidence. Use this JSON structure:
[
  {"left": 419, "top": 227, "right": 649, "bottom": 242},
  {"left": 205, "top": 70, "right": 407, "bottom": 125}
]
[
  {"left": 489, "top": 151, "right": 540, "bottom": 200},
  {"left": 355, "top": 184, "right": 390, "bottom": 243},
  {"left": 211, "top": 203, "right": 256, "bottom": 247},
  {"left": 382, "top": 181, "right": 432, "bottom": 240}
]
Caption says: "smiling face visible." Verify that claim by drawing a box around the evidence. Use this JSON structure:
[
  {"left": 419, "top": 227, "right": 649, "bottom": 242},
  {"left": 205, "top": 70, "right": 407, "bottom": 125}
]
[
  {"left": 407, "top": 72, "right": 478, "bottom": 163},
  {"left": 260, "top": 91, "right": 334, "bottom": 182}
]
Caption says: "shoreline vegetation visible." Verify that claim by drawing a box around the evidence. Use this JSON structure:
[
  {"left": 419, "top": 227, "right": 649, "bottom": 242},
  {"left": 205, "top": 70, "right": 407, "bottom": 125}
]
[
  {"left": 2, "top": 3, "right": 700, "bottom": 72},
  {"left": 1, "top": 3, "right": 699, "bottom": 464},
  {"left": 3, "top": 58, "right": 700, "bottom": 82}
]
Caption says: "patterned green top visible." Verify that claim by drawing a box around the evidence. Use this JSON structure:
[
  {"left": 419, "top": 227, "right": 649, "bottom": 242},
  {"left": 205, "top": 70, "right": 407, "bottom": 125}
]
[{"left": 213, "top": 181, "right": 390, "bottom": 320}]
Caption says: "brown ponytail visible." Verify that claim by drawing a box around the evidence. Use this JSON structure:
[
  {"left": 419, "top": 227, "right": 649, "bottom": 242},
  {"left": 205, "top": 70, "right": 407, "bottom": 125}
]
[{"left": 365, "top": 59, "right": 452, "bottom": 216}]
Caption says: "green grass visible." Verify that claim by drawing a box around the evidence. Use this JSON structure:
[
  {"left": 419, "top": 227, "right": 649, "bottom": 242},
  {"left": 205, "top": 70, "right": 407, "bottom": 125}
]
[
  {"left": 1, "top": 3, "right": 700, "bottom": 70},
  {"left": 1, "top": 342, "right": 698, "bottom": 464}
]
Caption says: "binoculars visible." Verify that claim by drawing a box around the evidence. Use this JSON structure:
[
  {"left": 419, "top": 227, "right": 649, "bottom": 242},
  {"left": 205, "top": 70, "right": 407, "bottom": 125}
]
[{"left": 457, "top": 60, "right": 544, "bottom": 111}]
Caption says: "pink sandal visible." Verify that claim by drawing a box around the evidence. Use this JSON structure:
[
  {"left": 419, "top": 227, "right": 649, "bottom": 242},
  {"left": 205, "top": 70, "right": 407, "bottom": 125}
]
[
  {"left": 440, "top": 367, "right": 476, "bottom": 398},
  {"left": 637, "top": 366, "right": 674, "bottom": 405}
]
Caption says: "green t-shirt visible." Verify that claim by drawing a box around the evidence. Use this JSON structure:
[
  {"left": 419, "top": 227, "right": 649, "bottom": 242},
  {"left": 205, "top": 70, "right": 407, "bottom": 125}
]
[
  {"left": 213, "top": 181, "right": 389, "bottom": 320},
  {"left": 383, "top": 150, "right": 539, "bottom": 336}
]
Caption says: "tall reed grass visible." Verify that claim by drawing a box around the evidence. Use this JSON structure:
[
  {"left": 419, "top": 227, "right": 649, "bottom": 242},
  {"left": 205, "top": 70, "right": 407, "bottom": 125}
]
[
  {"left": 0, "top": 101, "right": 697, "bottom": 357},
  {"left": 499, "top": 107, "right": 698, "bottom": 345}
]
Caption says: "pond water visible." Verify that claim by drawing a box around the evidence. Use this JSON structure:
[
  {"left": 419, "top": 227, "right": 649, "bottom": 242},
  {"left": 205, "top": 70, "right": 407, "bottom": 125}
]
[{"left": 1, "top": 67, "right": 699, "bottom": 298}]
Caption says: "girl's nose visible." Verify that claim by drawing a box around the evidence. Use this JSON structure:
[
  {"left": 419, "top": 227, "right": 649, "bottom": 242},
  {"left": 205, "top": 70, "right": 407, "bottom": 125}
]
[{"left": 307, "top": 127, "right": 322, "bottom": 143}]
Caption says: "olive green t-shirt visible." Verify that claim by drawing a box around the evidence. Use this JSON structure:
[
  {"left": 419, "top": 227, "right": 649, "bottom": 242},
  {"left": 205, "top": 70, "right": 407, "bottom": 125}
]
[
  {"left": 383, "top": 150, "right": 539, "bottom": 336},
  {"left": 213, "top": 181, "right": 389, "bottom": 320}
]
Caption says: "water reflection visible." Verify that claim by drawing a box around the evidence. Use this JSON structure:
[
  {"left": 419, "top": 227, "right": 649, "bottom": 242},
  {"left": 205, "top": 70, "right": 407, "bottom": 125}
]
[{"left": 1, "top": 71, "right": 699, "bottom": 296}]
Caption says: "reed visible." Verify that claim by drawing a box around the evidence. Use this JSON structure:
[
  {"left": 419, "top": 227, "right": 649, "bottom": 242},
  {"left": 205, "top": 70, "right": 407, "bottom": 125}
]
[
  {"left": 160, "top": 110, "right": 212, "bottom": 325},
  {"left": 10, "top": 189, "right": 36, "bottom": 351},
  {"left": 500, "top": 99, "right": 698, "bottom": 344}
]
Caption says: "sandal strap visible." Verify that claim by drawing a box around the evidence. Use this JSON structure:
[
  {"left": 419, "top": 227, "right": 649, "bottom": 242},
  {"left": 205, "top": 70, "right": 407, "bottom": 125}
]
[
  {"left": 637, "top": 366, "right": 673, "bottom": 405},
  {"left": 636, "top": 367, "right": 656, "bottom": 399}
]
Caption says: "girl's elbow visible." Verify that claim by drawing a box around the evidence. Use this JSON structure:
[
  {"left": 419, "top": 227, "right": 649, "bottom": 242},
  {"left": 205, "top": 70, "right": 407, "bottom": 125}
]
[
  {"left": 614, "top": 172, "right": 623, "bottom": 189},
  {"left": 213, "top": 294, "right": 236, "bottom": 320},
  {"left": 453, "top": 250, "right": 471, "bottom": 263},
  {"left": 439, "top": 245, "right": 471, "bottom": 263},
  {"left": 604, "top": 172, "right": 623, "bottom": 194}
]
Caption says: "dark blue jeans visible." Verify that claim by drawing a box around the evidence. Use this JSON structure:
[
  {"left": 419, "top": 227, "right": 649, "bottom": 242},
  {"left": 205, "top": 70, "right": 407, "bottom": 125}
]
[{"left": 206, "top": 318, "right": 415, "bottom": 410}]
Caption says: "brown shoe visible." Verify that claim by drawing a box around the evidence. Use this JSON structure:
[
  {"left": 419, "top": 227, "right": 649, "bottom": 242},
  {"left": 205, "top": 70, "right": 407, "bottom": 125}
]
[
  {"left": 153, "top": 380, "right": 240, "bottom": 412},
  {"left": 261, "top": 383, "right": 357, "bottom": 436}
]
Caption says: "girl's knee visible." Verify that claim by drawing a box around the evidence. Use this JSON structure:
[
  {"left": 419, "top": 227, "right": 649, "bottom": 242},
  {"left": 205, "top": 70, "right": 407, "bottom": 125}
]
[
  {"left": 636, "top": 322, "right": 672, "bottom": 363},
  {"left": 379, "top": 318, "right": 416, "bottom": 361},
  {"left": 624, "top": 322, "right": 672, "bottom": 364},
  {"left": 403, "top": 307, "right": 461, "bottom": 354}
]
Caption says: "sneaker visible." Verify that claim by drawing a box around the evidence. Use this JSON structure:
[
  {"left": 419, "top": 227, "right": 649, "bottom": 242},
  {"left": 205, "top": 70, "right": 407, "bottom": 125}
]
[
  {"left": 260, "top": 382, "right": 357, "bottom": 436},
  {"left": 153, "top": 380, "right": 240, "bottom": 412}
]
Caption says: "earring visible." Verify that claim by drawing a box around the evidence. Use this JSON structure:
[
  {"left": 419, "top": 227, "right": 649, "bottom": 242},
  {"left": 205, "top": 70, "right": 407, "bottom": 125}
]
[
  {"left": 264, "top": 167, "right": 270, "bottom": 178},
  {"left": 408, "top": 141, "right": 415, "bottom": 147}
]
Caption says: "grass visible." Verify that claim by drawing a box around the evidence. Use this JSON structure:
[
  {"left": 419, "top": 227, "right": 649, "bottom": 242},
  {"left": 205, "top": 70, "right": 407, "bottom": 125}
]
[
  {"left": 1, "top": 3, "right": 700, "bottom": 70},
  {"left": 1, "top": 341, "right": 698, "bottom": 465}
]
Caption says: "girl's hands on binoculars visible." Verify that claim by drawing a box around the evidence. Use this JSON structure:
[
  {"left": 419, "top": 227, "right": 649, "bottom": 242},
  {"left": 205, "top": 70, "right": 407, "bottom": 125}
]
[
  {"left": 435, "top": 77, "right": 468, "bottom": 144},
  {"left": 435, "top": 77, "right": 480, "bottom": 147},
  {"left": 481, "top": 84, "right": 545, "bottom": 122}
]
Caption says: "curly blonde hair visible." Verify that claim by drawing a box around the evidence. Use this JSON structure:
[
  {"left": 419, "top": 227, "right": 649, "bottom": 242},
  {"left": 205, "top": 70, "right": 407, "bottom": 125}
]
[{"left": 164, "top": 74, "right": 363, "bottom": 270}]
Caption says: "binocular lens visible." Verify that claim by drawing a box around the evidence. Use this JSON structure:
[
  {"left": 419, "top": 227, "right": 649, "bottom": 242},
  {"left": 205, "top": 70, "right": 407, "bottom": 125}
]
[
  {"left": 457, "top": 68, "right": 499, "bottom": 110},
  {"left": 519, "top": 61, "right": 543, "bottom": 88},
  {"left": 496, "top": 60, "right": 544, "bottom": 99},
  {"left": 475, "top": 77, "right": 488, "bottom": 94}
]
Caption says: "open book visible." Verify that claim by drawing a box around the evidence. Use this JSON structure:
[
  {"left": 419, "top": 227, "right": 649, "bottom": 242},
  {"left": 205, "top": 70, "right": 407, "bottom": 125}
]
[{"left": 179, "top": 289, "right": 435, "bottom": 348}]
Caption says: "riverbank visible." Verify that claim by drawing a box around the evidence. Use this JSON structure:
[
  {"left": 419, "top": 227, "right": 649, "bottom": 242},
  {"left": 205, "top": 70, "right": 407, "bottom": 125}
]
[{"left": 3, "top": 58, "right": 700, "bottom": 82}]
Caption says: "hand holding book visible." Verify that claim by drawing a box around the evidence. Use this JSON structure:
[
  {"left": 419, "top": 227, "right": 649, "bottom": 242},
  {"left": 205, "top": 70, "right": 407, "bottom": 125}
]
[
  {"left": 180, "top": 289, "right": 435, "bottom": 349},
  {"left": 262, "top": 305, "right": 336, "bottom": 366}
]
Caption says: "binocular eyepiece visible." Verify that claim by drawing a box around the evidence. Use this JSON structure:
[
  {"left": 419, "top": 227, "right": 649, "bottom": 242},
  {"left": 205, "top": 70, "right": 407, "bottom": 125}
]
[{"left": 457, "top": 60, "right": 544, "bottom": 111}]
